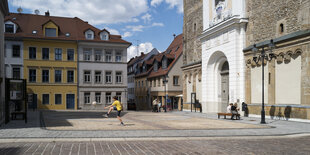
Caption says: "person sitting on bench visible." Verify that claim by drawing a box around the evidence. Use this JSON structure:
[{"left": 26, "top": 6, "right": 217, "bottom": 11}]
[
  {"left": 227, "top": 103, "right": 233, "bottom": 113},
  {"left": 231, "top": 103, "right": 240, "bottom": 120}
]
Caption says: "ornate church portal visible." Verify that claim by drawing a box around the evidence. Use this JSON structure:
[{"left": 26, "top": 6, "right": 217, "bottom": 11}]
[{"left": 201, "top": 0, "right": 247, "bottom": 113}]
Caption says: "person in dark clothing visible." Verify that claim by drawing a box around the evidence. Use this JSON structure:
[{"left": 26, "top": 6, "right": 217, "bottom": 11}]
[{"left": 231, "top": 103, "right": 240, "bottom": 120}]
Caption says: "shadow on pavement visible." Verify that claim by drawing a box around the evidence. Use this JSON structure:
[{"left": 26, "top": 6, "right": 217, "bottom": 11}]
[{"left": 42, "top": 111, "right": 128, "bottom": 128}]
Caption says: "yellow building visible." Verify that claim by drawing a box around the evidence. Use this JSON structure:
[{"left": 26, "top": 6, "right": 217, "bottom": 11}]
[
  {"left": 23, "top": 39, "right": 78, "bottom": 110},
  {"left": 5, "top": 13, "right": 81, "bottom": 110}
]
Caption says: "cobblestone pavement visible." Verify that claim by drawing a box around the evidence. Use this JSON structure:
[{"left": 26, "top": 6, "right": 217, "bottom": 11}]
[
  {"left": 1, "top": 110, "right": 310, "bottom": 138},
  {"left": 0, "top": 136, "right": 310, "bottom": 155}
]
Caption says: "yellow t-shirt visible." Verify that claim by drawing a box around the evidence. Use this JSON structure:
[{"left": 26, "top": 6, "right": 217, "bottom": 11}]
[{"left": 112, "top": 100, "right": 122, "bottom": 111}]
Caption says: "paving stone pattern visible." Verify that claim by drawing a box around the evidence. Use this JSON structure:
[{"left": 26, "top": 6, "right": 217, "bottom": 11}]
[{"left": 0, "top": 136, "right": 310, "bottom": 155}]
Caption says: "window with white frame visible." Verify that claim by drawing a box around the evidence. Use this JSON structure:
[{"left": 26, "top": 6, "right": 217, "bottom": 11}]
[
  {"left": 84, "top": 92, "right": 90, "bottom": 104},
  {"left": 116, "top": 72, "right": 122, "bottom": 83},
  {"left": 42, "top": 94, "right": 49, "bottom": 105},
  {"left": 84, "top": 71, "right": 91, "bottom": 83},
  {"left": 45, "top": 28, "right": 56, "bottom": 37},
  {"left": 42, "top": 48, "right": 49, "bottom": 60},
  {"left": 95, "top": 50, "right": 102, "bottom": 61},
  {"left": 105, "top": 50, "right": 112, "bottom": 62},
  {"left": 67, "top": 49, "right": 74, "bottom": 61},
  {"left": 67, "top": 70, "right": 74, "bottom": 83},
  {"left": 29, "top": 47, "right": 36, "bottom": 59},
  {"left": 85, "top": 30, "right": 94, "bottom": 40},
  {"left": 29, "top": 69, "right": 36, "bottom": 82},
  {"left": 55, "top": 70, "right": 62, "bottom": 83},
  {"left": 42, "top": 70, "right": 49, "bottom": 83},
  {"left": 115, "top": 52, "right": 122, "bottom": 62},
  {"left": 55, "top": 94, "right": 62, "bottom": 105},
  {"left": 12, "top": 45, "right": 20, "bottom": 57},
  {"left": 12, "top": 67, "right": 20, "bottom": 79},
  {"left": 5, "top": 24, "right": 14, "bottom": 33},
  {"left": 106, "top": 92, "right": 111, "bottom": 104},
  {"left": 105, "top": 71, "right": 112, "bottom": 83},
  {"left": 83, "top": 50, "right": 91, "bottom": 61},
  {"left": 100, "top": 31, "right": 109, "bottom": 40},
  {"left": 173, "top": 76, "right": 179, "bottom": 86},
  {"left": 55, "top": 48, "right": 62, "bottom": 60},
  {"left": 95, "top": 92, "right": 101, "bottom": 104},
  {"left": 153, "top": 79, "right": 156, "bottom": 87},
  {"left": 95, "top": 71, "right": 102, "bottom": 83},
  {"left": 116, "top": 92, "right": 122, "bottom": 102}
]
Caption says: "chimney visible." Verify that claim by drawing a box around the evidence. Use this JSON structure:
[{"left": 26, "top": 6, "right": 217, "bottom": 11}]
[
  {"left": 45, "top": 11, "right": 50, "bottom": 16},
  {"left": 173, "top": 34, "right": 176, "bottom": 38}
]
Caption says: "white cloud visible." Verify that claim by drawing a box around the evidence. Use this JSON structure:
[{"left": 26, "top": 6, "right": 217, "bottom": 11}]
[
  {"left": 131, "top": 18, "right": 139, "bottom": 22},
  {"left": 126, "top": 25, "right": 145, "bottom": 32},
  {"left": 9, "top": 0, "right": 149, "bottom": 25},
  {"left": 150, "top": 0, "right": 183, "bottom": 13},
  {"left": 152, "top": 22, "right": 164, "bottom": 27},
  {"left": 141, "top": 13, "right": 152, "bottom": 23},
  {"left": 151, "top": 0, "right": 163, "bottom": 7},
  {"left": 105, "top": 27, "right": 120, "bottom": 35},
  {"left": 123, "top": 32, "right": 133, "bottom": 38},
  {"left": 127, "top": 42, "right": 154, "bottom": 61}
]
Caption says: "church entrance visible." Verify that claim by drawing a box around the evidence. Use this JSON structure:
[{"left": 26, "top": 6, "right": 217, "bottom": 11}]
[{"left": 220, "top": 61, "right": 229, "bottom": 112}]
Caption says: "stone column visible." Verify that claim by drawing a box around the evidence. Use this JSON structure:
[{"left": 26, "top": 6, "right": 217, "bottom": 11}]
[
  {"left": 182, "top": 73, "right": 187, "bottom": 104},
  {"left": 301, "top": 44, "right": 310, "bottom": 105}
]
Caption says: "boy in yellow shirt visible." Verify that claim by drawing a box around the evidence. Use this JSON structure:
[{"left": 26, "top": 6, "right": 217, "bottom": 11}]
[{"left": 104, "top": 96, "right": 125, "bottom": 126}]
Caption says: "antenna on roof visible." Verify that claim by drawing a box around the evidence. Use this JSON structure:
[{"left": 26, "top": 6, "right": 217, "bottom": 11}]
[
  {"left": 17, "top": 7, "right": 23, "bottom": 13},
  {"left": 34, "top": 9, "right": 40, "bottom": 15}
]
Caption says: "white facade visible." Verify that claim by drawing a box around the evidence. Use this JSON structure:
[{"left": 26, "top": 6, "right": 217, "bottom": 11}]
[
  {"left": 4, "top": 40, "right": 24, "bottom": 79},
  {"left": 201, "top": 0, "right": 247, "bottom": 113},
  {"left": 78, "top": 42, "right": 128, "bottom": 110}
]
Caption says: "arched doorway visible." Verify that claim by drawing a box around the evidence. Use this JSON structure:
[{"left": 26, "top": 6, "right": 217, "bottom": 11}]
[{"left": 220, "top": 61, "right": 229, "bottom": 112}]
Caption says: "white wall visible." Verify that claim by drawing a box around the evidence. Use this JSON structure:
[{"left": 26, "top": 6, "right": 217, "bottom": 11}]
[
  {"left": 4, "top": 41, "right": 24, "bottom": 78},
  {"left": 275, "top": 56, "right": 301, "bottom": 104},
  {"left": 251, "top": 64, "right": 269, "bottom": 104}
]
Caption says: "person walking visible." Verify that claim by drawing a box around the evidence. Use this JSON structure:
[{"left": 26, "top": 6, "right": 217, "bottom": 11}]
[{"left": 103, "top": 96, "right": 125, "bottom": 126}]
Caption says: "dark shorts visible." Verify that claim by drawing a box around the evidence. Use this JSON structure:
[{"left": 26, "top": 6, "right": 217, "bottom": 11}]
[{"left": 113, "top": 107, "right": 121, "bottom": 117}]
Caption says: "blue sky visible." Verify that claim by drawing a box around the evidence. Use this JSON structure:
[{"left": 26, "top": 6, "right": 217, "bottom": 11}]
[{"left": 8, "top": 0, "right": 183, "bottom": 61}]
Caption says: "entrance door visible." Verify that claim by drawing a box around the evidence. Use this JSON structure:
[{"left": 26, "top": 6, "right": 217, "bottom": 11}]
[
  {"left": 220, "top": 61, "right": 229, "bottom": 112},
  {"left": 66, "top": 94, "right": 75, "bottom": 109},
  {"left": 32, "top": 94, "right": 37, "bottom": 110}
]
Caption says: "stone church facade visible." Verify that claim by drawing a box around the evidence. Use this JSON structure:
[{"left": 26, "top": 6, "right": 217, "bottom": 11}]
[
  {"left": 200, "top": 0, "right": 248, "bottom": 113},
  {"left": 243, "top": 0, "right": 310, "bottom": 119},
  {"left": 182, "top": 0, "right": 203, "bottom": 110}
]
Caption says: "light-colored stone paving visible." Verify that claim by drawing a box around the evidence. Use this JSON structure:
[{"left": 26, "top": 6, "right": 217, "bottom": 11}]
[{"left": 43, "top": 111, "right": 268, "bottom": 131}]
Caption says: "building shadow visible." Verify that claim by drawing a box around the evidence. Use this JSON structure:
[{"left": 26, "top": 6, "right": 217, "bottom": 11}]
[{"left": 0, "top": 147, "right": 21, "bottom": 154}]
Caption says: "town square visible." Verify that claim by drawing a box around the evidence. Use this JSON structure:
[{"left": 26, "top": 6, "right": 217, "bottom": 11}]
[{"left": 0, "top": 0, "right": 310, "bottom": 154}]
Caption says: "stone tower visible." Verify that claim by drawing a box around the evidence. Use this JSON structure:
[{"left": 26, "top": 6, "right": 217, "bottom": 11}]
[{"left": 182, "top": 0, "right": 203, "bottom": 108}]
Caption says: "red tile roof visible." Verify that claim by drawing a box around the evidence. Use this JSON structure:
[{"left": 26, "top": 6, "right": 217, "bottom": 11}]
[
  {"left": 148, "top": 34, "right": 183, "bottom": 78},
  {"left": 4, "top": 13, "right": 131, "bottom": 45}
]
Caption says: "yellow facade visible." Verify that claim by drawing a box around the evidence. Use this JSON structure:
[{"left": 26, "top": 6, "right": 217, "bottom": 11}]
[
  {"left": 23, "top": 39, "right": 78, "bottom": 110},
  {"left": 43, "top": 21, "right": 59, "bottom": 37}
]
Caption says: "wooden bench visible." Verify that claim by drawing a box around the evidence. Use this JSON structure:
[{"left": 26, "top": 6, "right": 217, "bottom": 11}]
[
  {"left": 11, "top": 111, "right": 26, "bottom": 120},
  {"left": 217, "top": 112, "right": 240, "bottom": 120}
]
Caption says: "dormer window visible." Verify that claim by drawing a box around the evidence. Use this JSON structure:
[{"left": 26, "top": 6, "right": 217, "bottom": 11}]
[
  {"left": 5, "top": 24, "right": 14, "bottom": 33},
  {"left": 45, "top": 28, "right": 56, "bottom": 37},
  {"left": 100, "top": 31, "right": 109, "bottom": 41},
  {"left": 154, "top": 61, "right": 158, "bottom": 72},
  {"left": 85, "top": 29, "right": 94, "bottom": 40},
  {"left": 162, "top": 57, "right": 167, "bottom": 69}
]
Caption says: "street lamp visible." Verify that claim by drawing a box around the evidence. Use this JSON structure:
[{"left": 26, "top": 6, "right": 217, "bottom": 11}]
[
  {"left": 163, "top": 75, "right": 169, "bottom": 112},
  {"left": 252, "top": 39, "right": 275, "bottom": 124}
]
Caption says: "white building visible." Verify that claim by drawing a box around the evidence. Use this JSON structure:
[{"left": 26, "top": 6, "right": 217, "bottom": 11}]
[
  {"left": 78, "top": 29, "right": 131, "bottom": 110},
  {"left": 4, "top": 40, "right": 24, "bottom": 79},
  {"left": 200, "top": 0, "right": 248, "bottom": 113}
]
